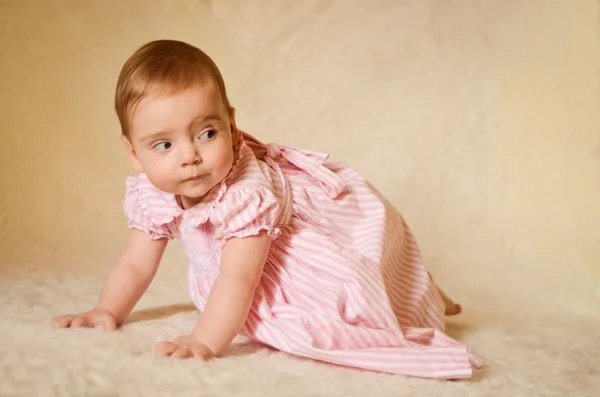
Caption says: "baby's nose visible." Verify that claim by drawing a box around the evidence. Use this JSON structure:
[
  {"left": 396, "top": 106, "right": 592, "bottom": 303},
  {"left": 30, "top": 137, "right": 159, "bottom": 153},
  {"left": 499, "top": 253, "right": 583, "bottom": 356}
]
[{"left": 181, "top": 144, "right": 201, "bottom": 166}]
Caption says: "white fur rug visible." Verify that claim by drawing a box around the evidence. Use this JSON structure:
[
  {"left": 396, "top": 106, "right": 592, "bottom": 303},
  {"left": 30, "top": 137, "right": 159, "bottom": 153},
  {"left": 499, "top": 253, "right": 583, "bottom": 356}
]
[
  {"left": 1, "top": 0, "right": 599, "bottom": 396},
  {"left": 1, "top": 264, "right": 599, "bottom": 396}
]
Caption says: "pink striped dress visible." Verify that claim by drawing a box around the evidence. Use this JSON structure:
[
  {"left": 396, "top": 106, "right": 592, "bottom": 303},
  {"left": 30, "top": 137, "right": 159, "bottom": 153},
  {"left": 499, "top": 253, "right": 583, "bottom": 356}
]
[{"left": 124, "top": 131, "right": 484, "bottom": 379}]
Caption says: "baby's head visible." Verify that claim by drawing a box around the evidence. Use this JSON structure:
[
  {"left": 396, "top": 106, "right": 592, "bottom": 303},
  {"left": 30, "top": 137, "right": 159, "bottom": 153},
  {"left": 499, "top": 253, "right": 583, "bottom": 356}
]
[{"left": 115, "top": 40, "right": 239, "bottom": 208}]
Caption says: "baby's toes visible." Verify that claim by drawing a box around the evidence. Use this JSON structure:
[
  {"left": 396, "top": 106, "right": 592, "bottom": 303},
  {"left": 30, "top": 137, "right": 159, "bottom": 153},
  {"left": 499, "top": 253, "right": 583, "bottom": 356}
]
[{"left": 445, "top": 302, "right": 462, "bottom": 316}]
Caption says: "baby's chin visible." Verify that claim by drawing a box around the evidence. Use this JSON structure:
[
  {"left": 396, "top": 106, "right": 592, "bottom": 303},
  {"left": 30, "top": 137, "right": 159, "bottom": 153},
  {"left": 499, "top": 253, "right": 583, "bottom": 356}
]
[
  {"left": 175, "top": 181, "right": 221, "bottom": 206},
  {"left": 145, "top": 174, "right": 222, "bottom": 207},
  {"left": 176, "top": 192, "right": 210, "bottom": 209},
  {"left": 150, "top": 176, "right": 206, "bottom": 192}
]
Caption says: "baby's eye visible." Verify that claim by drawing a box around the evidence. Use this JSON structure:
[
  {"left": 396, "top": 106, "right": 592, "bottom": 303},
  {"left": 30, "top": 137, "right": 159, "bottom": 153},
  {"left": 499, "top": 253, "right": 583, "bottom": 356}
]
[
  {"left": 199, "top": 129, "right": 217, "bottom": 141},
  {"left": 153, "top": 142, "right": 172, "bottom": 151}
]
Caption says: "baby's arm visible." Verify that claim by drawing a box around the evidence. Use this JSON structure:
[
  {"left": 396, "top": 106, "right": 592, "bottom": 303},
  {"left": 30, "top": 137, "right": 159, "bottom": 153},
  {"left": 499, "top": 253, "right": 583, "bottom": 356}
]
[
  {"left": 155, "top": 232, "right": 271, "bottom": 358},
  {"left": 53, "top": 229, "right": 168, "bottom": 329}
]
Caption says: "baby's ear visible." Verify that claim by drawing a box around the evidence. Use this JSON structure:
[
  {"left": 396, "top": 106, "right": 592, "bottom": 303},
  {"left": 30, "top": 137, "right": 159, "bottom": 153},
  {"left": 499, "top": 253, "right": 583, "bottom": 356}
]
[
  {"left": 121, "top": 135, "right": 144, "bottom": 173},
  {"left": 231, "top": 130, "right": 240, "bottom": 150},
  {"left": 229, "top": 107, "right": 237, "bottom": 130},
  {"left": 229, "top": 107, "right": 239, "bottom": 147}
]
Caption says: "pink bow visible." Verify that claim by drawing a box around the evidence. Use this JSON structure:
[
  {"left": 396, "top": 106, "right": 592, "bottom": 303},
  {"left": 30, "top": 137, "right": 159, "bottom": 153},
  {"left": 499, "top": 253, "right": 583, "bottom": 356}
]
[{"left": 264, "top": 143, "right": 345, "bottom": 199}]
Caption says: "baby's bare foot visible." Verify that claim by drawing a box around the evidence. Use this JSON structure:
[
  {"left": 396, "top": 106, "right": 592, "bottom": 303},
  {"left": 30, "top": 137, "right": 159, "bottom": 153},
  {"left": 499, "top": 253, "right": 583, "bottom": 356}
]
[
  {"left": 435, "top": 283, "right": 462, "bottom": 315},
  {"left": 428, "top": 273, "right": 463, "bottom": 315},
  {"left": 443, "top": 299, "right": 462, "bottom": 316}
]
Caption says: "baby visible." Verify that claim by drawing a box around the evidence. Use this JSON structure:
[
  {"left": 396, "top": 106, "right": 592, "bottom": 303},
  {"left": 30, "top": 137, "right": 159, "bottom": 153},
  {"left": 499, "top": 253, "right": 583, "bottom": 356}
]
[{"left": 53, "top": 39, "right": 483, "bottom": 379}]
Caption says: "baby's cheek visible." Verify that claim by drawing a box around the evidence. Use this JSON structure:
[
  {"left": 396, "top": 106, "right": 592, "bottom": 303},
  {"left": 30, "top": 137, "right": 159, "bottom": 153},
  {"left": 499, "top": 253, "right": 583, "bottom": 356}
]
[
  {"left": 219, "top": 150, "right": 235, "bottom": 176},
  {"left": 145, "top": 170, "right": 178, "bottom": 192}
]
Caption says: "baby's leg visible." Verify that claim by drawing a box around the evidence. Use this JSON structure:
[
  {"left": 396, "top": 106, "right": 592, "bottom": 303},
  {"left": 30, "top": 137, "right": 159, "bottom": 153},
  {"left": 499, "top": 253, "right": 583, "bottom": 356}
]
[{"left": 429, "top": 273, "right": 462, "bottom": 315}]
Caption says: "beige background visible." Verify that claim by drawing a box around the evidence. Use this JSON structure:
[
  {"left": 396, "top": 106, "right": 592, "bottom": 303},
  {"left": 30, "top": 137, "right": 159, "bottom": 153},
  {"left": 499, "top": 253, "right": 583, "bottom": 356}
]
[
  {"left": 1, "top": 1, "right": 599, "bottom": 395},
  {"left": 2, "top": 0, "right": 598, "bottom": 315}
]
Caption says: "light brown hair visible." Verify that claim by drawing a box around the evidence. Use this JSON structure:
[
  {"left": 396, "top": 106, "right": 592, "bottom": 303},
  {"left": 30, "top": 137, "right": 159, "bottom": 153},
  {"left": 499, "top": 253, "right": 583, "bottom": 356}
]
[{"left": 115, "top": 39, "right": 231, "bottom": 139}]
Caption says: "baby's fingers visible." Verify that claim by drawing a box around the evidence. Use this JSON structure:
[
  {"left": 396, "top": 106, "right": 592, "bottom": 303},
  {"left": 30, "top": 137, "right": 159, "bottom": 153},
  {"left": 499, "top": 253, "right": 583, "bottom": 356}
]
[
  {"left": 93, "top": 316, "right": 117, "bottom": 331},
  {"left": 171, "top": 347, "right": 193, "bottom": 359},
  {"left": 52, "top": 315, "right": 74, "bottom": 328},
  {"left": 191, "top": 347, "right": 211, "bottom": 361},
  {"left": 70, "top": 316, "right": 89, "bottom": 328},
  {"left": 155, "top": 341, "right": 178, "bottom": 357}
]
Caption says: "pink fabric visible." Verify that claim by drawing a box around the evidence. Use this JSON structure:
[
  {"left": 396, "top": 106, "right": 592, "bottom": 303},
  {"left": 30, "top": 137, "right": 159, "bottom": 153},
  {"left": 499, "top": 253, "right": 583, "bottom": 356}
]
[{"left": 124, "top": 131, "right": 484, "bottom": 379}]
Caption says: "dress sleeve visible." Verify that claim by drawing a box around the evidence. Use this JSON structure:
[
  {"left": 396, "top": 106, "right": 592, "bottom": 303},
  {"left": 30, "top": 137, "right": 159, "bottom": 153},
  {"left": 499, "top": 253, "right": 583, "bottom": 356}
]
[
  {"left": 212, "top": 185, "right": 282, "bottom": 246},
  {"left": 123, "top": 176, "right": 174, "bottom": 240}
]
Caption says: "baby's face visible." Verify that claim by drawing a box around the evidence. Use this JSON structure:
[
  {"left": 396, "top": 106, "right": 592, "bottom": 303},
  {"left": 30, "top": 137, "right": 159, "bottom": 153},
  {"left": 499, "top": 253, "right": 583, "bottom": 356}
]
[{"left": 125, "top": 84, "right": 236, "bottom": 208}]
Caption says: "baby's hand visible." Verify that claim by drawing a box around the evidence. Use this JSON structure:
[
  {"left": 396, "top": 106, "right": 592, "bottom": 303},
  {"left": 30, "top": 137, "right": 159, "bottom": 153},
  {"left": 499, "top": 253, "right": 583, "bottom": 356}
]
[
  {"left": 155, "top": 335, "right": 214, "bottom": 361},
  {"left": 52, "top": 309, "right": 118, "bottom": 330}
]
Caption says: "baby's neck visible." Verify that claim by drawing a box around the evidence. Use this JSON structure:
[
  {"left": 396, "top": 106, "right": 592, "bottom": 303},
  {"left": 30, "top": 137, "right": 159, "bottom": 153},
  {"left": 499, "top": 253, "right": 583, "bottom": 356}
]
[{"left": 176, "top": 194, "right": 204, "bottom": 210}]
